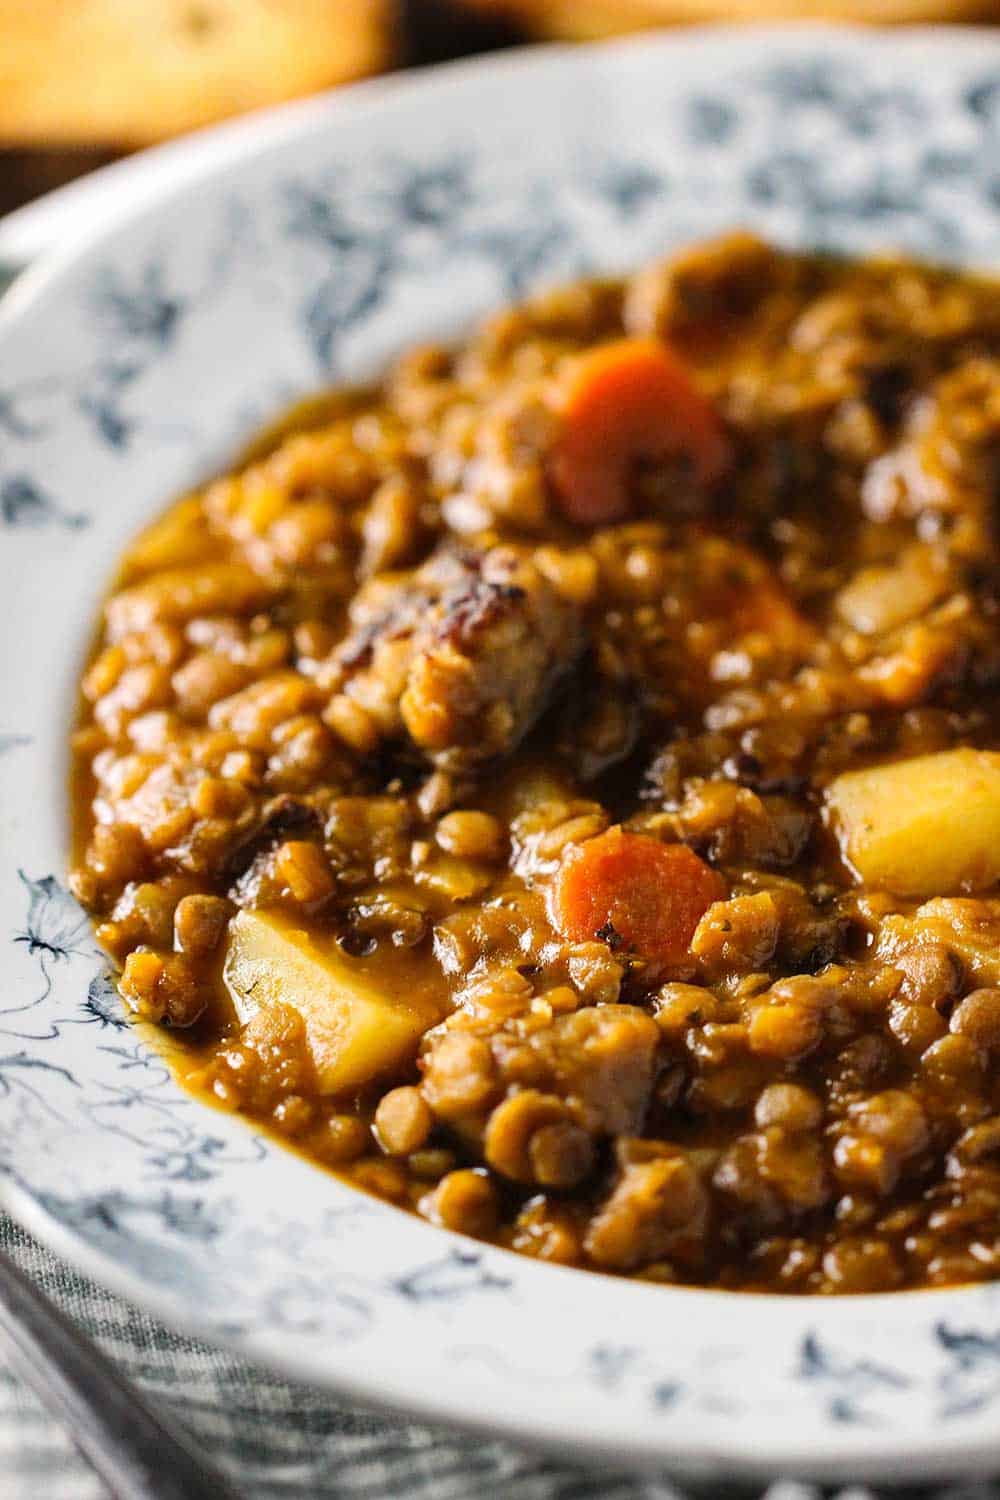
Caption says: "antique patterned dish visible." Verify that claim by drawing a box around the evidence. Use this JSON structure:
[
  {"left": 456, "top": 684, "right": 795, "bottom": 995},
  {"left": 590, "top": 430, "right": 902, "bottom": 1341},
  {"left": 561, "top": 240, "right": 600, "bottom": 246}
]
[{"left": 3, "top": 26, "right": 1000, "bottom": 1480}]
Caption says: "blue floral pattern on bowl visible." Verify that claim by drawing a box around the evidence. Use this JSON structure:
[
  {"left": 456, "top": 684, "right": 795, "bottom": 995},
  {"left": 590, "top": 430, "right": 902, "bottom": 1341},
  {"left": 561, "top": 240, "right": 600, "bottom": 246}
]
[{"left": 2, "top": 28, "right": 1000, "bottom": 1482}]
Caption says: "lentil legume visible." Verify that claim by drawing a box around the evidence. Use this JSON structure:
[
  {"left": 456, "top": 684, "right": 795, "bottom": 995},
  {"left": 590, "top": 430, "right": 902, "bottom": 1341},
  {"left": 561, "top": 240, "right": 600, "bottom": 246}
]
[{"left": 70, "top": 235, "right": 1000, "bottom": 1292}]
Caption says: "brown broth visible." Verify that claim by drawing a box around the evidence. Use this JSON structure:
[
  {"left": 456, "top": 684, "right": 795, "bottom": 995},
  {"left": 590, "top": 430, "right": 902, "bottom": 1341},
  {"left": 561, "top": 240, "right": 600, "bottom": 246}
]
[{"left": 68, "top": 237, "right": 1000, "bottom": 1292}]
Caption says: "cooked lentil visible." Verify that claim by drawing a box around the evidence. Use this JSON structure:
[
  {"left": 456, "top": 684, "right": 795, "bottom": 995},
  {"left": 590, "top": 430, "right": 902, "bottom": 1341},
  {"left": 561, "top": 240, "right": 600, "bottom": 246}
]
[{"left": 70, "top": 234, "right": 1000, "bottom": 1292}]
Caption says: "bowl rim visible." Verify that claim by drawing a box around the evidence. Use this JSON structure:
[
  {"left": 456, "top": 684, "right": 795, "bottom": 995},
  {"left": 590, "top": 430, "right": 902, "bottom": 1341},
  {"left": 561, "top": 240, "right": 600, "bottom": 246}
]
[{"left": 5, "top": 16, "right": 1000, "bottom": 328}]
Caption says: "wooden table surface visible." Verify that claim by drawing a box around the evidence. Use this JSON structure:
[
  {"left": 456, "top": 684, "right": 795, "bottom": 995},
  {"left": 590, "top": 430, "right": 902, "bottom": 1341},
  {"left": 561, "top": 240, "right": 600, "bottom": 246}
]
[{"left": 0, "top": 1, "right": 523, "bottom": 222}]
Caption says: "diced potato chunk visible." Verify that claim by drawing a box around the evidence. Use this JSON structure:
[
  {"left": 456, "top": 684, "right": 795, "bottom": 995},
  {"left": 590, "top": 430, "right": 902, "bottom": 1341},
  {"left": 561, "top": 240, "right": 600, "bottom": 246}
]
[
  {"left": 224, "top": 909, "right": 428, "bottom": 1095},
  {"left": 827, "top": 749, "right": 1000, "bottom": 896},
  {"left": 834, "top": 545, "right": 951, "bottom": 636}
]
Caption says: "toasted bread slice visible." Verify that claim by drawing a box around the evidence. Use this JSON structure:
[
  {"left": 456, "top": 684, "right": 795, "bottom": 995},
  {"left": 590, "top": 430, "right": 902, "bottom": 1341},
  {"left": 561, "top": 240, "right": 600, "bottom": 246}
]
[
  {"left": 460, "top": 0, "right": 995, "bottom": 38},
  {"left": 0, "top": 0, "right": 394, "bottom": 146}
]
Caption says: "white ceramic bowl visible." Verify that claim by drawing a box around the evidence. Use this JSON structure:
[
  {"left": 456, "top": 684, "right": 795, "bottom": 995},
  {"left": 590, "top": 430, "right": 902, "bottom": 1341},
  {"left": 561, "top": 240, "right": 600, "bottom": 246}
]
[{"left": 3, "top": 27, "right": 1000, "bottom": 1482}]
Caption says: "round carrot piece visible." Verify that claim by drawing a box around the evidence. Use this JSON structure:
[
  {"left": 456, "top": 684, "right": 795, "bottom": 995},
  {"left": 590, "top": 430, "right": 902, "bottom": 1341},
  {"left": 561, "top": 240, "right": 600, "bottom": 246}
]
[
  {"left": 550, "top": 827, "right": 726, "bottom": 972},
  {"left": 550, "top": 337, "right": 731, "bottom": 526}
]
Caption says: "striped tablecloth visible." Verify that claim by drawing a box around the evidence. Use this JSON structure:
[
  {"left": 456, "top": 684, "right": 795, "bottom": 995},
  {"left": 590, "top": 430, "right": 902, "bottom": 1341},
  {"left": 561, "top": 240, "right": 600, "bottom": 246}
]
[
  {"left": 1, "top": 1212, "right": 676, "bottom": 1500},
  {"left": 7, "top": 1214, "right": 964, "bottom": 1500},
  {"left": 1, "top": 1212, "right": 806, "bottom": 1500}
]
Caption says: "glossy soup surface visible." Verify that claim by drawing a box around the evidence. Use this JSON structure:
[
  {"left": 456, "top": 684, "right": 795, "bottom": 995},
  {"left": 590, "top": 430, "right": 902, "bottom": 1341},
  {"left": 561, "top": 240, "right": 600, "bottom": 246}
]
[{"left": 70, "top": 235, "right": 1000, "bottom": 1293}]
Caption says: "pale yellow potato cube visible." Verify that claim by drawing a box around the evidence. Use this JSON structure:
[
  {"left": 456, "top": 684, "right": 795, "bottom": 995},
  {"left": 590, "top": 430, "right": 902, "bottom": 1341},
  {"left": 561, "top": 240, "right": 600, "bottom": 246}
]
[
  {"left": 827, "top": 748, "right": 1000, "bottom": 897},
  {"left": 223, "top": 909, "right": 428, "bottom": 1096},
  {"left": 834, "top": 545, "right": 951, "bottom": 636}
]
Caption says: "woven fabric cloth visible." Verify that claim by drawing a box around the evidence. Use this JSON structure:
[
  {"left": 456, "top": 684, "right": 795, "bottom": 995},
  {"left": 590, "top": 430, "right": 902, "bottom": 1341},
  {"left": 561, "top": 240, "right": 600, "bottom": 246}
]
[
  {"left": 0, "top": 1213, "right": 651, "bottom": 1500},
  {"left": 0, "top": 1216, "right": 739, "bottom": 1500},
  {"left": 1, "top": 1215, "right": 997, "bottom": 1500}
]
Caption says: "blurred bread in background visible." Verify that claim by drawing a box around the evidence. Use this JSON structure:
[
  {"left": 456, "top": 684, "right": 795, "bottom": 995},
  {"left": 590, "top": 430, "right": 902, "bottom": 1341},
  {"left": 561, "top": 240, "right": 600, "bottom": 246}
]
[
  {"left": 0, "top": 0, "right": 395, "bottom": 146},
  {"left": 459, "top": 0, "right": 998, "bottom": 37}
]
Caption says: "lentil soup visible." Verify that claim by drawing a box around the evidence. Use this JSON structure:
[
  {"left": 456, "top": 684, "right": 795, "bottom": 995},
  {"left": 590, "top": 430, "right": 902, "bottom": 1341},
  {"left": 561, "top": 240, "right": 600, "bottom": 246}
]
[{"left": 70, "top": 235, "right": 1000, "bottom": 1293}]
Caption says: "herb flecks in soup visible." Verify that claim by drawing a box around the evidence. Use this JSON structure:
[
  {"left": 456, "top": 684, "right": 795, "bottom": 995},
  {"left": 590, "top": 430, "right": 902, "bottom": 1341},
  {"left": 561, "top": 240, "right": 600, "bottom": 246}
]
[{"left": 70, "top": 235, "right": 1000, "bottom": 1293}]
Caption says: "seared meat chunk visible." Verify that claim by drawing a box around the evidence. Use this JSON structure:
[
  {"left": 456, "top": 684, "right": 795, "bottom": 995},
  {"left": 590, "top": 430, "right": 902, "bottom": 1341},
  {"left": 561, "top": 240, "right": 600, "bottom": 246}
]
[
  {"left": 862, "top": 358, "right": 1000, "bottom": 561},
  {"left": 490, "top": 1005, "right": 662, "bottom": 1135},
  {"left": 624, "top": 230, "right": 784, "bottom": 341},
  {"left": 322, "top": 546, "right": 584, "bottom": 769},
  {"left": 584, "top": 1138, "right": 709, "bottom": 1272},
  {"left": 420, "top": 993, "right": 662, "bottom": 1190}
]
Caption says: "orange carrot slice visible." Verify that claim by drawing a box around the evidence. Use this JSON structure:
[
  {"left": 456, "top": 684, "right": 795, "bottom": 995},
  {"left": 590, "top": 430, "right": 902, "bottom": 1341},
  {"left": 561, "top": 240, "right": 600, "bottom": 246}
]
[
  {"left": 550, "top": 827, "right": 725, "bottom": 972},
  {"left": 550, "top": 337, "right": 731, "bottom": 526}
]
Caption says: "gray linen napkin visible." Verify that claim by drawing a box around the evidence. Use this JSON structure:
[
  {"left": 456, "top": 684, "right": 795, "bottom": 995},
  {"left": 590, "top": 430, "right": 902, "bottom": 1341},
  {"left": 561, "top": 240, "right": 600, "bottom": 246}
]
[
  {"left": 0, "top": 1213, "right": 663, "bottom": 1500},
  {"left": 4, "top": 1221, "right": 999, "bottom": 1500},
  {"left": 0, "top": 1212, "right": 756, "bottom": 1500}
]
